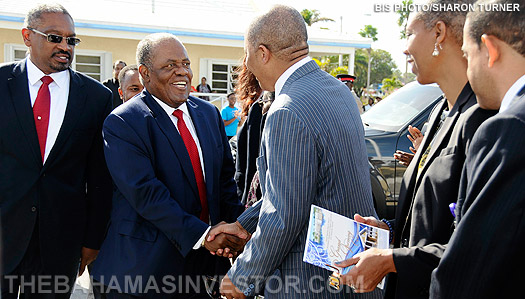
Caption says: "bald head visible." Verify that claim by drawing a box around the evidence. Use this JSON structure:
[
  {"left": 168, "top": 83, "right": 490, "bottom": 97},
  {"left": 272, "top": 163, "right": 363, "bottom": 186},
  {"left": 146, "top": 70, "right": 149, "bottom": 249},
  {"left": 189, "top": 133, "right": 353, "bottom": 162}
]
[{"left": 246, "top": 5, "right": 308, "bottom": 61}]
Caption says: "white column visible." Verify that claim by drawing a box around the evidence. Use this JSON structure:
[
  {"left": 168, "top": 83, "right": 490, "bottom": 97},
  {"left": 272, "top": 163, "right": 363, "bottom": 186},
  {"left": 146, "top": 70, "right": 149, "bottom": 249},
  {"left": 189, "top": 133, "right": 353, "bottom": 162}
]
[
  {"left": 339, "top": 54, "right": 343, "bottom": 67},
  {"left": 348, "top": 49, "right": 356, "bottom": 75}
]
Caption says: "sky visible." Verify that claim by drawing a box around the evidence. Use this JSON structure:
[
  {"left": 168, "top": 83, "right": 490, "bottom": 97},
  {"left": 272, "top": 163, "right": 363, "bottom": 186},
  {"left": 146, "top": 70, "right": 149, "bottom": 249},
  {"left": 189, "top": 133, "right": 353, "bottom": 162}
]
[
  {"left": 253, "top": 0, "right": 412, "bottom": 73},
  {"left": 0, "top": 0, "right": 413, "bottom": 74}
]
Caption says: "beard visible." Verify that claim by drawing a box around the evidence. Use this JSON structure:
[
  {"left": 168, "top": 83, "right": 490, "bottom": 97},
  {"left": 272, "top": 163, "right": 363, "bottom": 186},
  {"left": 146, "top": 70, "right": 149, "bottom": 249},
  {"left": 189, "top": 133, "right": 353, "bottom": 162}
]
[{"left": 49, "top": 51, "right": 72, "bottom": 72}]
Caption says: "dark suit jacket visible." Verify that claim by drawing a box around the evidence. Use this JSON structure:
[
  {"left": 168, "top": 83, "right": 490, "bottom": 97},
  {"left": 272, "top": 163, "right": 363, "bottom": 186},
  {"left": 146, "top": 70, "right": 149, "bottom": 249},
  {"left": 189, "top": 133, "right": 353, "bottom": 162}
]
[
  {"left": 235, "top": 100, "right": 263, "bottom": 204},
  {"left": 387, "top": 83, "right": 496, "bottom": 298},
  {"left": 102, "top": 77, "right": 121, "bottom": 109},
  {"left": 0, "top": 59, "right": 113, "bottom": 275},
  {"left": 430, "top": 85, "right": 525, "bottom": 299},
  {"left": 92, "top": 91, "right": 244, "bottom": 297}
]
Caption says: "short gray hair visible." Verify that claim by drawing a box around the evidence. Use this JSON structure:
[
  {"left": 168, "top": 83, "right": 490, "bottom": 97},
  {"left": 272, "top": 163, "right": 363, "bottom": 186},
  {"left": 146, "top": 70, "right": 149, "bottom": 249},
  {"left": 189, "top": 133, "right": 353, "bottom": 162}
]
[
  {"left": 246, "top": 5, "right": 308, "bottom": 60},
  {"left": 24, "top": 3, "right": 72, "bottom": 28},
  {"left": 414, "top": 0, "right": 474, "bottom": 45},
  {"left": 136, "top": 33, "right": 181, "bottom": 68}
]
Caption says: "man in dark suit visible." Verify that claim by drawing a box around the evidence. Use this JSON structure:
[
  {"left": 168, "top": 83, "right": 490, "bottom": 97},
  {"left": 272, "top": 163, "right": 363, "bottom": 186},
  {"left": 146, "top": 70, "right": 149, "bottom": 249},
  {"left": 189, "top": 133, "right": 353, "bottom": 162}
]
[
  {"left": 103, "top": 60, "right": 127, "bottom": 109},
  {"left": 0, "top": 4, "right": 113, "bottom": 298},
  {"left": 91, "top": 33, "right": 245, "bottom": 298},
  {"left": 430, "top": 1, "right": 525, "bottom": 297}
]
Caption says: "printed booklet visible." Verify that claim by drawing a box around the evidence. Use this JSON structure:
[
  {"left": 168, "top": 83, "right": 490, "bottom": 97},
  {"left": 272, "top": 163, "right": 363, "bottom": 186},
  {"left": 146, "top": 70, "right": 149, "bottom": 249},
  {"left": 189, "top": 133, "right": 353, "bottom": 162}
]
[{"left": 303, "top": 205, "right": 390, "bottom": 289}]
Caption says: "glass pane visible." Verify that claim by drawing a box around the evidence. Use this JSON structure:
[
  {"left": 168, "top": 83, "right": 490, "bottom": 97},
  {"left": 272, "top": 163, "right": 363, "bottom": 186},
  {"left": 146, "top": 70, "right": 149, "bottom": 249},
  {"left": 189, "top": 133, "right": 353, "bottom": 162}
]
[
  {"left": 212, "top": 73, "right": 228, "bottom": 80},
  {"left": 212, "top": 64, "right": 228, "bottom": 72},
  {"left": 76, "top": 64, "right": 101, "bottom": 73},
  {"left": 76, "top": 55, "right": 101, "bottom": 64},
  {"left": 361, "top": 83, "right": 443, "bottom": 132},
  {"left": 212, "top": 81, "right": 227, "bottom": 89},
  {"left": 14, "top": 50, "right": 27, "bottom": 60}
]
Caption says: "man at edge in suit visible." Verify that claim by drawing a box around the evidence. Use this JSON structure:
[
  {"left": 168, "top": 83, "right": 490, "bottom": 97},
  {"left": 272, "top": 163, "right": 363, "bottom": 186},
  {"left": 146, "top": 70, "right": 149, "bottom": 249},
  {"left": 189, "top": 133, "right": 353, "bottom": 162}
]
[
  {"left": 0, "top": 4, "right": 113, "bottom": 297},
  {"left": 430, "top": 0, "right": 525, "bottom": 297},
  {"left": 215, "top": 5, "right": 381, "bottom": 299},
  {"left": 91, "top": 33, "right": 246, "bottom": 298},
  {"left": 103, "top": 60, "right": 127, "bottom": 109}
]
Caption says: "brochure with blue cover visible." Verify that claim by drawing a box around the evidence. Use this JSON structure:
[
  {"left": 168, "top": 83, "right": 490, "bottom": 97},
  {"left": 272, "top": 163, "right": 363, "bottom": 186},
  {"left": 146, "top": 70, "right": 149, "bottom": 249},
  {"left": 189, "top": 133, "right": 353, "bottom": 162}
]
[{"left": 303, "top": 205, "right": 389, "bottom": 289}]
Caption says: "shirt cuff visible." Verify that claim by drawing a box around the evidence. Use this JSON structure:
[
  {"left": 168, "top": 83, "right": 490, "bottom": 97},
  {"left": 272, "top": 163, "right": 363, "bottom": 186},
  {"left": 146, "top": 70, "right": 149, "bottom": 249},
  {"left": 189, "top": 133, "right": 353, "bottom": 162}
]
[{"left": 193, "top": 226, "right": 211, "bottom": 250}]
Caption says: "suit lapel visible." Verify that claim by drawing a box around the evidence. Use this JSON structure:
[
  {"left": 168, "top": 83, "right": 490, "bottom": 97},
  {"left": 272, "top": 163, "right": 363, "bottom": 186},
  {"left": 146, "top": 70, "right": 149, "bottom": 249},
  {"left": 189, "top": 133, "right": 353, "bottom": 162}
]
[
  {"left": 7, "top": 60, "right": 42, "bottom": 167},
  {"left": 42, "top": 69, "right": 86, "bottom": 171},
  {"left": 416, "top": 83, "right": 474, "bottom": 183},
  {"left": 393, "top": 98, "right": 444, "bottom": 229},
  {"left": 142, "top": 92, "right": 199, "bottom": 198},
  {"left": 186, "top": 97, "right": 214, "bottom": 200}
]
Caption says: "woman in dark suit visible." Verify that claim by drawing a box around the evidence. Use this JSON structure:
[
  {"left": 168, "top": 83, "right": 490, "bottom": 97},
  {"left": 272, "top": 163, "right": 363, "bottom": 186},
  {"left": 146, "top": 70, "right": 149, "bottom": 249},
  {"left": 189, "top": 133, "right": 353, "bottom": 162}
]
[
  {"left": 335, "top": 0, "right": 496, "bottom": 297},
  {"left": 234, "top": 58, "right": 275, "bottom": 208},
  {"left": 234, "top": 60, "right": 262, "bottom": 205}
]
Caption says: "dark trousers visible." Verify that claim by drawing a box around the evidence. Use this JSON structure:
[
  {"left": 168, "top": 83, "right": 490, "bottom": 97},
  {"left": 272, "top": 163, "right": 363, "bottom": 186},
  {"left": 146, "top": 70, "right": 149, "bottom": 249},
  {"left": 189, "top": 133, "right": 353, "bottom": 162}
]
[
  {"left": 99, "top": 248, "right": 228, "bottom": 299},
  {"left": 1, "top": 224, "right": 77, "bottom": 299}
]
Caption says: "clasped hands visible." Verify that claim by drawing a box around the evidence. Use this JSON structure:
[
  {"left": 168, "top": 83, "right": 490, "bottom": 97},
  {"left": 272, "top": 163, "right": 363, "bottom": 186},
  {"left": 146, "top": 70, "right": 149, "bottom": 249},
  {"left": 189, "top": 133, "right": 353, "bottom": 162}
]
[
  {"left": 204, "top": 222, "right": 249, "bottom": 298},
  {"left": 203, "top": 221, "right": 251, "bottom": 258},
  {"left": 333, "top": 214, "right": 396, "bottom": 293}
]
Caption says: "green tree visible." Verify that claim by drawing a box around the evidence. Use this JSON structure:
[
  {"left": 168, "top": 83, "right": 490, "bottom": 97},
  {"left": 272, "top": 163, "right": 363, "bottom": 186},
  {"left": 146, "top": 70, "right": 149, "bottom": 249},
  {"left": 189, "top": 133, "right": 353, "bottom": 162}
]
[
  {"left": 354, "top": 49, "right": 398, "bottom": 94},
  {"left": 359, "top": 25, "right": 379, "bottom": 90},
  {"left": 382, "top": 76, "right": 403, "bottom": 95},
  {"left": 359, "top": 25, "right": 379, "bottom": 42},
  {"left": 397, "top": 0, "right": 413, "bottom": 39},
  {"left": 330, "top": 66, "right": 349, "bottom": 77},
  {"left": 301, "top": 9, "right": 335, "bottom": 26},
  {"left": 397, "top": 0, "right": 413, "bottom": 83},
  {"left": 312, "top": 57, "right": 333, "bottom": 72}
]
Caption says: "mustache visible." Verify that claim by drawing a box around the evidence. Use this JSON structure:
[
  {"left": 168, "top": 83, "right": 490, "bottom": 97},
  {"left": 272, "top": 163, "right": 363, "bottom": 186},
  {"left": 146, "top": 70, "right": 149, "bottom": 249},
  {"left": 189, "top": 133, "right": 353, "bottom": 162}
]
[{"left": 52, "top": 50, "right": 71, "bottom": 60}]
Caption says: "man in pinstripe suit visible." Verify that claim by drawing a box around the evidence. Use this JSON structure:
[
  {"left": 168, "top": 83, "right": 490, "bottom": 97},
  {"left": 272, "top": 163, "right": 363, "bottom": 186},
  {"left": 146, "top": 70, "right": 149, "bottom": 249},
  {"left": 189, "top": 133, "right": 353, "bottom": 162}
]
[{"left": 215, "top": 5, "right": 382, "bottom": 299}]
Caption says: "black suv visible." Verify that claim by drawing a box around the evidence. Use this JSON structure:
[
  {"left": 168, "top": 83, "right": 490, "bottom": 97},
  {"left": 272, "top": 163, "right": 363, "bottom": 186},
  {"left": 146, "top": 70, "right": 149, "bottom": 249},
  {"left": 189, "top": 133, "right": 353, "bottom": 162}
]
[{"left": 363, "top": 82, "right": 443, "bottom": 219}]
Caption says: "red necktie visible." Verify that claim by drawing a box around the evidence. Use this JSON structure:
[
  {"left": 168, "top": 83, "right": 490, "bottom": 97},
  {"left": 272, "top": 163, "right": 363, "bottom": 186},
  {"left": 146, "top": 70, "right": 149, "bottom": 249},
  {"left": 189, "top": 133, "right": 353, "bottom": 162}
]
[
  {"left": 33, "top": 76, "right": 53, "bottom": 162},
  {"left": 172, "top": 109, "right": 209, "bottom": 223}
]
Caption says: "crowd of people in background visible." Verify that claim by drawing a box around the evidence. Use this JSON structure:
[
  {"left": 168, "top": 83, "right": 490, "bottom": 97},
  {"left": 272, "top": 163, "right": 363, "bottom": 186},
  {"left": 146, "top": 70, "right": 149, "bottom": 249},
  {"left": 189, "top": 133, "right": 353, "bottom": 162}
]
[{"left": 0, "top": 0, "right": 524, "bottom": 299}]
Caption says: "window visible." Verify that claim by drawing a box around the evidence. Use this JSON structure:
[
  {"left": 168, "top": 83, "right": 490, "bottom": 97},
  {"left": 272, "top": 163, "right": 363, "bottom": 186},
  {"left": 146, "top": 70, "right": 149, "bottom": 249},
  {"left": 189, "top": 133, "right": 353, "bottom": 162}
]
[
  {"left": 73, "top": 54, "right": 102, "bottom": 81},
  {"left": 4, "top": 44, "right": 112, "bottom": 81},
  {"left": 200, "top": 59, "right": 240, "bottom": 94}
]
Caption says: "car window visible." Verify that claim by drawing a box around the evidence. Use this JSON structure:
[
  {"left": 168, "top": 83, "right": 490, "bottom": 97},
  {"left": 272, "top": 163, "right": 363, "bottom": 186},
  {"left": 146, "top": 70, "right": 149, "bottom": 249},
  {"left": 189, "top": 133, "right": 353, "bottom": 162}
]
[{"left": 361, "top": 82, "right": 443, "bottom": 132}]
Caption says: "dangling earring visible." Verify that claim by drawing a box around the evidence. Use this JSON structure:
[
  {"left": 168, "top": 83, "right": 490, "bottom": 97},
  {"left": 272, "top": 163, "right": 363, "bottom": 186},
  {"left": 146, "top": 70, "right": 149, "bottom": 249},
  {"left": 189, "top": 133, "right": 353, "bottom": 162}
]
[{"left": 432, "top": 43, "right": 443, "bottom": 57}]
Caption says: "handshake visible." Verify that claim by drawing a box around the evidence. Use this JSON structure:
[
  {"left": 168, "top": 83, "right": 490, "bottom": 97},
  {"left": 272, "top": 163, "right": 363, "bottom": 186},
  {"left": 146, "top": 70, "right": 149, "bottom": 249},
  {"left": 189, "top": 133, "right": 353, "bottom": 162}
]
[{"left": 203, "top": 221, "right": 251, "bottom": 258}]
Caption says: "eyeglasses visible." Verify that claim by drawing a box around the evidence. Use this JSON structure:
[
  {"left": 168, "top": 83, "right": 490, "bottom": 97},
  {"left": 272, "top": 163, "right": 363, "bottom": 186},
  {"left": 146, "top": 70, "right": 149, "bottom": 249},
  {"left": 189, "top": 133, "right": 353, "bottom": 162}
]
[{"left": 27, "top": 27, "right": 81, "bottom": 46}]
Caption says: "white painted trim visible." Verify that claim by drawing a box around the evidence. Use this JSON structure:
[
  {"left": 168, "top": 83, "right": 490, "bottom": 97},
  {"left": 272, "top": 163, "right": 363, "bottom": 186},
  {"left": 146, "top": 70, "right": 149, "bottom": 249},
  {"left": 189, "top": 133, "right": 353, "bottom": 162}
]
[
  {"left": 4, "top": 43, "right": 27, "bottom": 62},
  {"left": 72, "top": 49, "right": 112, "bottom": 81}
]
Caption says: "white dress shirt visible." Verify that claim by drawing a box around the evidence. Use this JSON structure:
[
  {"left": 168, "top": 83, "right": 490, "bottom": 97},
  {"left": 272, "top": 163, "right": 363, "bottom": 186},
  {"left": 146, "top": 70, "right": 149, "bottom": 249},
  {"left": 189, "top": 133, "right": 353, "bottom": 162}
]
[
  {"left": 150, "top": 94, "right": 210, "bottom": 248},
  {"left": 499, "top": 74, "right": 525, "bottom": 114},
  {"left": 26, "top": 57, "right": 70, "bottom": 163}
]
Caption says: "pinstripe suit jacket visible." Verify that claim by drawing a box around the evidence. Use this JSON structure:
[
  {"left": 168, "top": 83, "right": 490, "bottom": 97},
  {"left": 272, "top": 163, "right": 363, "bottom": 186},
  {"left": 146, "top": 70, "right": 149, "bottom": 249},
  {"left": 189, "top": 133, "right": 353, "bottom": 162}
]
[{"left": 228, "top": 60, "right": 382, "bottom": 298}]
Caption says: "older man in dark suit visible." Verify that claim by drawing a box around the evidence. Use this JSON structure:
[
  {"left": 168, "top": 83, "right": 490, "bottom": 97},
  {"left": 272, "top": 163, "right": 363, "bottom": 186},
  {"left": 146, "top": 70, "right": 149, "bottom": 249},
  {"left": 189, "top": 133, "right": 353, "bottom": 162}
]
[
  {"left": 91, "top": 33, "right": 245, "bottom": 298},
  {"left": 0, "top": 4, "right": 113, "bottom": 298},
  {"left": 431, "top": 1, "right": 525, "bottom": 297}
]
